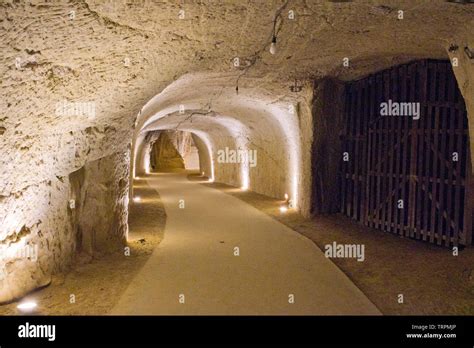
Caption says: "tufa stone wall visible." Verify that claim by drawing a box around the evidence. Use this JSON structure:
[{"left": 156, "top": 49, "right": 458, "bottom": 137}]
[{"left": 0, "top": 149, "right": 130, "bottom": 303}]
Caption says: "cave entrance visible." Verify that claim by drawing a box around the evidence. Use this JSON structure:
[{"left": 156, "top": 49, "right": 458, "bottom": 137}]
[
  {"left": 340, "top": 59, "right": 472, "bottom": 247},
  {"left": 149, "top": 130, "right": 200, "bottom": 172}
]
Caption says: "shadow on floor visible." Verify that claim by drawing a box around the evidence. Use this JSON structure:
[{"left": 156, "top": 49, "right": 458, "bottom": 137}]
[{"left": 200, "top": 179, "right": 474, "bottom": 315}]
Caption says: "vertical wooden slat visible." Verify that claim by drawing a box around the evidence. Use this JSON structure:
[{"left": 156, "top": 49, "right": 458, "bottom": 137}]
[
  {"left": 413, "top": 63, "right": 423, "bottom": 239},
  {"left": 408, "top": 62, "right": 419, "bottom": 238},
  {"left": 379, "top": 70, "right": 390, "bottom": 231},
  {"left": 352, "top": 80, "right": 365, "bottom": 220},
  {"left": 361, "top": 77, "right": 370, "bottom": 225},
  {"left": 385, "top": 68, "right": 397, "bottom": 233},
  {"left": 399, "top": 64, "right": 410, "bottom": 236},
  {"left": 422, "top": 62, "right": 433, "bottom": 241},
  {"left": 346, "top": 84, "right": 356, "bottom": 216},
  {"left": 364, "top": 82, "right": 372, "bottom": 225},
  {"left": 428, "top": 62, "right": 440, "bottom": 244},
  {"left": 391, "top": 69, "right": 402, "bottom": 235},
  {"left": 374, "top": 72, "right": 387, "bottom": 229},
  {"left": 340, "top": 87, "right": 348, "bottom": 213},
  {"left": 436, "top": 64, "right": 448, "bottom": 245},
  {"left": 450, "top": 70, "right": 462, "bottom": 246},
  {"left": 464, "top": 149, "right": 473, "bottom": 245},
  {"left": 444, "top": 63, "right": 456, "bottom": 247},
  {"left": 451, "top": 108, "right": 462, "bottom": 246}
]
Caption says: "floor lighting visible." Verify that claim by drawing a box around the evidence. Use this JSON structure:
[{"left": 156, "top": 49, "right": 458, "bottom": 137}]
[
  {"left": 17, "top": 301, "right": 37, "bottom": 313},
  {"left": 269, "top": 36, "right": 277, "bottom": 55}
]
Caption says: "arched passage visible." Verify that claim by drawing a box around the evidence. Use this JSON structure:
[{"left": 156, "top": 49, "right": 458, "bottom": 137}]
[{"left": 131, "top": 73, "right": 305, "bottom": 211}]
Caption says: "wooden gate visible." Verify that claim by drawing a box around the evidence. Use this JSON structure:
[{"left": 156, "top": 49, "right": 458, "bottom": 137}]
[{"left": 340, "top": 60, "right": 472, "bottom": 247}]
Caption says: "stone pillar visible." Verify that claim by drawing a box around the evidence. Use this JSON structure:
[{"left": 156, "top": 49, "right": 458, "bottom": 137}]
[
  {"left": 74, "top": 149, "right": 130, "bottom": 255},
  {"left": 311, "top": 78, "right": 346, "bottom": 215}
]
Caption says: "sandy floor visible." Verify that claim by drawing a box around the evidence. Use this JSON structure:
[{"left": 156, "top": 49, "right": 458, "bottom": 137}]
[
  {"left": 112, "top": 173, "right": 379, "bottom": 315},
  {"left": 201, "top": 178, "right": 474, "bottom": 315},
  {"left": 0, "top": 178, "right": 165, "bottom": 315}
]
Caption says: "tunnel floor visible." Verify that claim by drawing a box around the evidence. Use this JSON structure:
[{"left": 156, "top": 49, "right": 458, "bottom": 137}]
[{"left": 111, "top": 172, "right": 380, "bottom": 315}]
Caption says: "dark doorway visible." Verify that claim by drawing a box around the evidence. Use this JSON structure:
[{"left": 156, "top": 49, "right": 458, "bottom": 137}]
[{"left": 340, "top": 60, "right": 472, "bottom": 247}]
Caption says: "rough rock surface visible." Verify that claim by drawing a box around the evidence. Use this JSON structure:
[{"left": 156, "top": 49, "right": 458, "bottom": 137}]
[
  {"left": 73, "top": 149, "right": 130, "bottom": 255},
  {"left": 0, "top": 148, "right": 129, "bottom": 302},
  {"left": 150, "top": 131, "right": 185, "bottom": 170},
  {"left": 0, "top": 0, "right": 473, "bottom": 302}
]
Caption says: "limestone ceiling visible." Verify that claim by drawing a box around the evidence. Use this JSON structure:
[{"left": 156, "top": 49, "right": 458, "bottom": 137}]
[{"left": 1, "top": 0, "right": 472, "bottom": 150}]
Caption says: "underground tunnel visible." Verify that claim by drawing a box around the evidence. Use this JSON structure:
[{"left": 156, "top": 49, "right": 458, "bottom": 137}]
[{"left": 0, "top": 0, "right": 473, "bottom": 325}]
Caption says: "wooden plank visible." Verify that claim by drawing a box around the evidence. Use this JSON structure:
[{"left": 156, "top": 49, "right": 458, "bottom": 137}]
[
  {"left": 451, "top": 63, "right": 468, "bottom": 245},
  {"left": 421, "top": 61, "right": 432, "bottom": 241},
  {"left": 344, "top": 86, "right": 354, "bottom": 216},
  {"left": 352, "top": 79, "right": 366, "bottom": 220},
  {"left": 385, "top": 68, "right": 398, "bottom": 233},
  {"left": 346, "top": 86, "right": 354, "bottom": 215},
  {"left": 452, "top": 106, "right": 462, "bottom": 247},
  {"left": 364, "top": 81, "right": 372, "bottom": 225},
  {"left": 414, "top": 63, "right": 424, "bottom": 239},
  {"left": 445, "top": 104, "right": 456, "bottom": 246},
  {"left": 391, "top": 67, "right": 403, "bottom": 236},
  {"left": 436, "top": 63, "right": 449, "bottom": 245},
  {"left": 368, "top": 74, "right": 381, "bottom": 228},
  {"left": 349, "top": 84, "right": 358, "bottom": 218},
  {"left": 399, "top": 64, "right": 410, "bottom": 236},
  {"left": 379, "top": 69, "right": 391, "bottom": 231},
  {"left": 408, "top": 62, "right": 419, "bottom": 238},
  {"left": 446, "top": 65, "right": 457, "bottom": 244},
  {"left": 340, "top": 87, "right": 348, "bottom": 213},
  {"left": 374, "top": 71, "right": 388, "bottom": 230},
  {"left": 428, "top": 62, "right": 440, "bottom": 244},
  {"left": 464, "top": 147, "right": 473, "bottom": 245},
  {"left": 370, "top": 76, "right": 378, "bottom": 224},
  {"left": 361, "top": 76, "right": 371, "bottom": 225}
]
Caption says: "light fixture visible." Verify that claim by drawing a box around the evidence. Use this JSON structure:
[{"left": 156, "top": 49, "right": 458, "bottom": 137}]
[
  {"left": 284, "top": 193, "right": 289, "bottom": 200},
  {"left": 17, "top": 301, "right": 37, "bottom": 313},
  {"left": 270, "top": 36, "right": 277, "bottom": 55},
  {"left": 133, "top": 196, "right": 141, "bottom": 203},
  {"left": 279, "top": 206, "right": 288, "bottom": 213}
]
